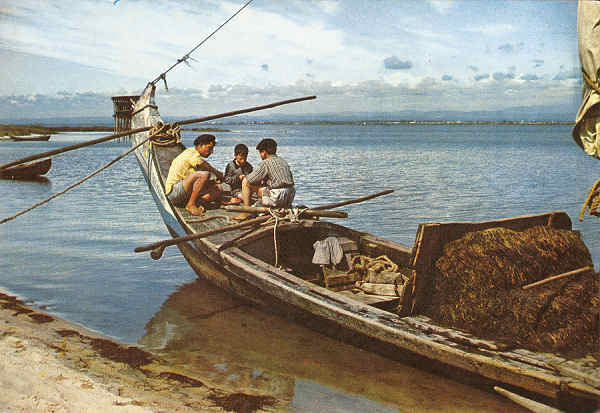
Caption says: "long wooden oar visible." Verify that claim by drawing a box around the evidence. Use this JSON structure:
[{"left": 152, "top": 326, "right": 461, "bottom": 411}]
[
  {"left": 493, "top": 387, "right": 564, "bottom": 413},
  {"left": 311, "top": 189, "right": 394, "bottom": 210},
  {"left": 136, "top": 215, "right": 272, "bottom": 259},
  {"left": 135, "top": 189, "right": 394, "bottom": 259},
  {"left": 134, "top": 208, "right": 347, "bottom": 258},
  {"left": 223, "top": 206, "right": 348, "bottom": 218},
  {"left": 0, "top": 95, "right": 316, "bottom": 171}
]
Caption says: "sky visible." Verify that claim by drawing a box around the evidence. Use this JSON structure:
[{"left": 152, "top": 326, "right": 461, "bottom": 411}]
[{"left": 0, "top": 0, "right": 582, "bottom": 120}]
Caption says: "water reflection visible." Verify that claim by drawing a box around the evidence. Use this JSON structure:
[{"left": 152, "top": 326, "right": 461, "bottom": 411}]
[
  {"left": 139, "top": 277, "right": 527, "bottom": 413},
  {"left": 0, "top": 176, "right": 50, "bottom": 184}
]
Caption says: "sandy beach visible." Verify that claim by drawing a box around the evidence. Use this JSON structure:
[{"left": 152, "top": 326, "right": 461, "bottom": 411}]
[{"left": 0, "top": 291, "right": 283, "bottom": 413}]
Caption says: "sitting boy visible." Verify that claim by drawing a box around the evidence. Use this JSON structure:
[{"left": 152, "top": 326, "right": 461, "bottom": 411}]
[
  {"left": 164, "top": 134, "right": 224, "bottom": 216},
  {"left": 233, "top": 138, "right": 295, "bottom": 220},
  {"left": 222, "top": 143, "right": 253, "bottom": 204}
]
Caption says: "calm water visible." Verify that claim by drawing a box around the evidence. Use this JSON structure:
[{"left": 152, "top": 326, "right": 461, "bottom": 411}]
[{"left": 1, "top": 123, "right": 595, "bottom": 412}]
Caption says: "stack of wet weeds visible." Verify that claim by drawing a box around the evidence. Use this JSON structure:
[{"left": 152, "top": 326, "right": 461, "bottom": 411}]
[{"left": 428, "top": 225, "right": 599, "bottom": 356}]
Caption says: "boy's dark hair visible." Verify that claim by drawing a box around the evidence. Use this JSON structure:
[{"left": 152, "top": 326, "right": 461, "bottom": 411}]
[
  {"left": 234, "top": 143, "right": 249, "bottom": 156},
  {"left": 194, "top": 134, "right": 216, "bottom": 146},
  {"left": 256, "top": 138, "right": 277, "bottom": 155}
]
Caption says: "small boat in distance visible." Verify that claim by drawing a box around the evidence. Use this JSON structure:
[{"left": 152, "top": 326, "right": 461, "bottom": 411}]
[
  {"left": 10, "top": 135, "right": 51, "bottom": 142},
  {"left": 0, "top": 158, "right": 51, "bottom": 179}
]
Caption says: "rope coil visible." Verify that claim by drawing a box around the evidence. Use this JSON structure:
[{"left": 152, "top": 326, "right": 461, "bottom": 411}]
[{"left": 148, "top": 122, "right": 181, "bottom": 146}]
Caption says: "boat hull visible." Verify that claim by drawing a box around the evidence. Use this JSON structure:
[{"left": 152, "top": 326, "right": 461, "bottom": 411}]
[
  {"left": 125, "top": 85, "right": 599, "bottom": 409},
  {"left": 10, "top": 135, "right": 51, "bottom": 142},
  {"left": 0, "top": 158, "right": 51, "bottom": 179}
]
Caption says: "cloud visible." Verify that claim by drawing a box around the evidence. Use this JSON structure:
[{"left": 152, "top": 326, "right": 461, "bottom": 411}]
[
  {"left": 384, "top": 56, "right": 412, "bottom": 70},
  {"left": 441, "top": 75, "right": 453, "bottom": 81},
  {"left": 498, "top": 42, "right": 524, "bottom": 54},
  {"left": 533, "top": 59, "right": 544, "bottom": 68},
  {"left": 312, "top": 0, "right": 340, "bottom": 15},
  {"left": 261, "top": 64, "right": 269, "bottom": 72},
  {"left": 553, "top": 67, "right": 579, "bottom": 81},
  {"left": 0, "top": 72, "right": 579, "bottom": 120},
  {"left": 463, "top": 23, "right": 516, "bottom": 36},
  {"left": 426, "top": 0, "right": 455, "bottom": 14},
  {"left": 521, "top": 74, "right": 540, "bottom": 81},
  {"left": 493, "top": 72, "right": 515, "bottom": 81}
]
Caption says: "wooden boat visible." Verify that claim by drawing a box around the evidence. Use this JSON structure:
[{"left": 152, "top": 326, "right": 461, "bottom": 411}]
[
  {"left": 0, "top": 158, "right": 51, "bottom": 179},
  {"left": 10, "top": 134, "right": 51, "bottom": 142},
  {"left": 127, "top": 85, "right": 599, "bottom": 410}
]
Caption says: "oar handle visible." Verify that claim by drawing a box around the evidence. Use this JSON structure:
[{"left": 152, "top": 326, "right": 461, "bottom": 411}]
[
  {"left": 0, "top": 127, "right": 151, "bottom": 171},
  {"left": 134, "top": 215, "right": 270, "bottom": 253},
  {"left": 0, "top": 95, "right": 317, "bottom": 171},
  {"left": 312, "top": 189, "right": 394, "bottom": 210}
]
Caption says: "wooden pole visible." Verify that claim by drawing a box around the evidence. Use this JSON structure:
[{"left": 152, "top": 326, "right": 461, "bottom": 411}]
[
  {"left": 493, "top": 387, "right": 565, "bottom": 413},
  {"left": 135, "top": 215, "right": 271, "bottom": 255},
  {"left": 223, "top": 205, "right": 348, "bottom": 218},
  {"left": 0, "top": 95, "right": 316, "bottom": 171},
  {"left": 311, "top": 189, "right": 394, "bottom": 210},
  {"left": 521, "top": 266, "right": 594, "bottom": 290},
  {"left": 135, "top": 190, "right": 393, "bottom": 257}
]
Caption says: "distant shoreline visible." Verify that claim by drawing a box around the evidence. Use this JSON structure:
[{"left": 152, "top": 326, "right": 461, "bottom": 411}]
[
  {"left": 0, "top": 121, "right": 573, "bottom": 137},
  {"left": 0, "top": 125, "right": 231, "bottom": 136}
]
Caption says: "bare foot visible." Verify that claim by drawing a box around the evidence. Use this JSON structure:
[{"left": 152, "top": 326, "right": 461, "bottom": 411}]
[
  {"left": 232, "top": 212, "right": 252, "bottom": 221},
  {"left": 224, "top": 197, "right": 242, "bottom": 205},
  {"left": 185, "top": 205, "right": 205, "bottom": 216}
]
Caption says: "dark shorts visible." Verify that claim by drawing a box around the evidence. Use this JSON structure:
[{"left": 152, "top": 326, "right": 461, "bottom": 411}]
[{"left": 167, "top": 181, "right": 188, "bottom": 207}]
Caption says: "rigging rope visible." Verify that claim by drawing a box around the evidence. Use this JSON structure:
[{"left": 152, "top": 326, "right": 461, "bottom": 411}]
[
  {"left": 0, "top": 128, "right": 180, "bottom": 225},
  {"left": 0, "top": 137, "right": 149, "bottom": 225},
  {"left": 150, "top": 0, "right": 254, "bottom": 87}
]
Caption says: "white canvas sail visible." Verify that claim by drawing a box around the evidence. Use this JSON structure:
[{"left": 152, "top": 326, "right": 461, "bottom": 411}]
[{"left": 573, "top": 0, "right": 600, "bottom": 158}]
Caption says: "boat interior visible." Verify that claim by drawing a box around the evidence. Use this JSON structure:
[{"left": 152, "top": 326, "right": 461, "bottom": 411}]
[
  {"left": 152, "top": 141, "right": 415, "bottom": 312},
  {"left": 151, "top": 141, "right": 578, "bottom": 318}
]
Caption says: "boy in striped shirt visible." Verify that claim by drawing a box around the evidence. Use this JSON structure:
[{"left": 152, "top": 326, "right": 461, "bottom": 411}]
[{"left": 233, "top": 138, "right": 295, "bottom": 220}]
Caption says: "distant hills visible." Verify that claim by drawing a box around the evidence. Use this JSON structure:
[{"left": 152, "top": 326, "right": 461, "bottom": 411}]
[{"left": 0, "top": 103, "right": 578, "bottom": 126}]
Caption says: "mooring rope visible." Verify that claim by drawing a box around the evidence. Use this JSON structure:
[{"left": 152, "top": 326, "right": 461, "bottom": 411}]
[{"left": 0, "top": 137, "right": 149, "bottom": 225}]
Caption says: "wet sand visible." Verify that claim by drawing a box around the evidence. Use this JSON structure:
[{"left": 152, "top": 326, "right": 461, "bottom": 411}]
[
  {"left": 0, "top": 279, "right": 536, "bottom": 413},
  {"left": 0, "top": 290, "right": 283, "bottom": 413}
]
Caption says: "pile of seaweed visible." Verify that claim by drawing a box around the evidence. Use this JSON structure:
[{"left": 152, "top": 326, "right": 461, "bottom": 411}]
[{"left": 427, "top": 225, "right": 599, "bottom": 356}]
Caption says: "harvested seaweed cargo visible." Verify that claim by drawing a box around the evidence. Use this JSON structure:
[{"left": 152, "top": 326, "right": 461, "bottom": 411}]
[{"left": 428, "top": 225, "right": 599, "bottom": 356}]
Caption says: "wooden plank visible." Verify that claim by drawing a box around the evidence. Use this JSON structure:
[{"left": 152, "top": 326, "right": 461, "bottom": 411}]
[
  {"left": 410, "top": 223, "right": 441, "bottom": 314},
  {"left": 493, "top": 386, "right": 565, "bottom": 413},
  {"left": 337, "top": 289, "right": 401, "bottom": 307}
]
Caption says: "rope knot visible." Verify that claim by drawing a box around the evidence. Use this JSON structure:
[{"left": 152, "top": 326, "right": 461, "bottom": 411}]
[{"left": 149, "top": 122, "right": 181, "bottom": 146}]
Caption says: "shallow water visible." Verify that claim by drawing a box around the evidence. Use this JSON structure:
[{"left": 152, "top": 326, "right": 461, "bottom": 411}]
[{"left": 0, "top": 123, "right": 594, "bottom": 411}]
